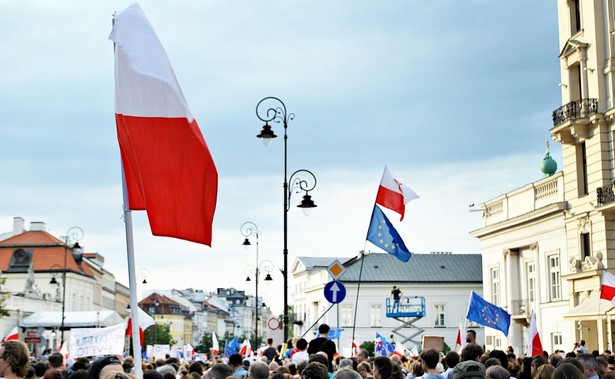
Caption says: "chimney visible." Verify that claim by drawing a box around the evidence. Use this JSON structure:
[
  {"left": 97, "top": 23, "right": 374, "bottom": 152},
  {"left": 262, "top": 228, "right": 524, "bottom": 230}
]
[
  {"left": 30, "top": 221, "right": 46, "bottom": 232},
  {"left": 13, "top": 217, "right": 25, "bottom": 235}
]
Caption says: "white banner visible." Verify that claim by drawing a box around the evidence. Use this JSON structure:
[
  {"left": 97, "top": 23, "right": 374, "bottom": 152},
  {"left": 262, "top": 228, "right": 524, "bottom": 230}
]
[{"left": 69, "top": 322, "right": 127, "bottom": 359}]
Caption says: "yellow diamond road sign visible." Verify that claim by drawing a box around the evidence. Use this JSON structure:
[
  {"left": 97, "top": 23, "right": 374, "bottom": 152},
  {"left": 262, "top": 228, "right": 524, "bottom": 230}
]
[{"left": 327, "top": 260, "right": 345, "bottom": 279}]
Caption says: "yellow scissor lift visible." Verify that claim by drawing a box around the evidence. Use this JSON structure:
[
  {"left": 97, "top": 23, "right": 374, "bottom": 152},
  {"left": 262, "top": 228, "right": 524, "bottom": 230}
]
[{"left": 385, "top": 295, "right": 426, "bottom": 346}]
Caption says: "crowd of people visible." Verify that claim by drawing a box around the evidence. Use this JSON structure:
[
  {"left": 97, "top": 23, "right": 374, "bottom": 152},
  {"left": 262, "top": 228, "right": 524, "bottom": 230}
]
[{"left": 2, "top": 325, "right": 614, "bottom": 379}]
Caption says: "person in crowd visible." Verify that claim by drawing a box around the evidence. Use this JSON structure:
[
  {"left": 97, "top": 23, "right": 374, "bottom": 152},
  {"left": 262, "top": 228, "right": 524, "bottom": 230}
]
[
  {"left": 357, "top": 362, "right": 373, "bottom": 379},
  {"left": 419, "top": 349, "right": 444, "bottom": 379},
  {"left": 532, "top": 365, "right": 553, "bottom": 379},
  {"left": 465, "top": 331, "right": 477, "bottom": 345},
  {"left": 205, "top": 363, "right": 233, "bottom": 379},
  {"left": 443, "top": 352, "right": 460, "bottom": 378},
  {"left": 356, "top": 351, "right": 370, "bottom": 365},
  {"left": 390, "top": 287, "right": 402, "bottom": 312},
  {"left": 453, "top": 361, "right": 485, "bottom": 379},
  {"left": 486, "top": 366, "right": 509, "bottom": 379},
  {"left": 307, "top": 325, "right": 336, "bottom": 372},
  {"left": 35, "top": 361, "right": 49, "bottom": 379},
  {"left": 552, "top": 363, "right": 584, "bottom": 379},
  {"left": 249, "top": 362, "right": 270, "bottom": 379},
  {"left": 333, "top": 369, "right": 362, "bottom": 379},
  {"left": 577, "top": 354, "right": 599, "bottom": 379},
  {"left": 263, "top": 339, "right": 279, "bottom": 363},
  {"left": 0, "top": 341, "right": 31, "bottom": 379},
  {"left": 228, "top": 354, "right": 248, "bottom": 379},
  {"left": 292, "top": 339, "right": 310, "bottom": 364},
  {"left": 301, "top": 362, "right": 329, "bottom": 379},
  {"left": 373, "top": 357, "right": 393, "bottom": 379}
]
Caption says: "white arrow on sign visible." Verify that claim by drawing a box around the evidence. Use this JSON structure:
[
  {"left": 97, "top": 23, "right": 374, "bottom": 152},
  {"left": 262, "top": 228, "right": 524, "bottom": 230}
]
[{"left": 330, "top": 281, "right": 341, "bottom": 302}]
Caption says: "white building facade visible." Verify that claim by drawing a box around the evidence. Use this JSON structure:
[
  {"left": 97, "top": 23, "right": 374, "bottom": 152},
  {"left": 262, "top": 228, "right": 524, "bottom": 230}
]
[{"left": 291, "top": 252, "right": 483, "bottom": 354}]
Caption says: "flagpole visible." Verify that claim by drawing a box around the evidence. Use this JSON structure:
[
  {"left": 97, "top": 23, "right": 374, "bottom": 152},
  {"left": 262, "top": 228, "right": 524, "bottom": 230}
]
[{"left": 351, "top": 248, "right": 367, "bottom": 356}]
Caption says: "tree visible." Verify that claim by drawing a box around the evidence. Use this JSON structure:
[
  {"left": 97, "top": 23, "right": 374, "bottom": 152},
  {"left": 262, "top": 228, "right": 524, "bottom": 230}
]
[
  {"left": 361, "top": 340, "right": 375, "bottom": 357},
  {"left": 195, "top": 332, "right": 213, "bottom": 353},
  {"left": 0, "top": 275, "right": 10, "bottom": 318},
  {"left": 143, "top": 323, "right": 175, "bottom": 346}
]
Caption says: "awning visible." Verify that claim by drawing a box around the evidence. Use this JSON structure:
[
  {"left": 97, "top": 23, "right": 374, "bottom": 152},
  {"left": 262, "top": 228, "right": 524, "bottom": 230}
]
[
  {"left": 564, "top": 293, "right": 615, "bottom": 318},
  {"left": 19, "top": 311, "right": 125, "bottom": 328}
]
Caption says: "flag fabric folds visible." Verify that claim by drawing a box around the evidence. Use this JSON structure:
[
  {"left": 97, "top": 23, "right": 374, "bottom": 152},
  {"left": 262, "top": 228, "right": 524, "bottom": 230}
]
[
  {"left": 375, "top": 167, "right": 419, "bottom": 221},
  {"left": 110, "top": 3, "right": 218, "bottom": 246},
  {"left": 393, "top": 342, "right": 406, "bottom": 357},
  {"left": 225, "top": 337, "right": 240, "bottom": 357},
  {"left": 367, "top": 205, "right": 412, "bottom": 262},
  {"left": 212, "top": 332, "right": 220, "bottom": 355},
  {"left": 375, "top": 332, "right": 394, "bottom": 357},
  {"left": 2, "top": 326, "right": 18, "bottom": 343},
  {"left": 456, "top": 319, "right": 467, "bottom": 351},
  {"left": 601, "top": 271, "right": 615, "bottom": 305},
  {"left": 466, "top": 291, "right": 511, "bottom": 336},
  {"left": 239, "top": 339, "right": 252, "bottom": 357},
  {"left": 352, "top": 339, "right": 361, "bottom": 357},
  {"left": 525, "top": 311, "right": 543, "bottom": 357}
]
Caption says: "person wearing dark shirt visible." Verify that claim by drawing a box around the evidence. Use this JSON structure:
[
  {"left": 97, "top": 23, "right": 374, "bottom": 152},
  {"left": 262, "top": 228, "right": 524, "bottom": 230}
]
[
  {"left": 307, "top": 324, "right": 337, "bottom": 372},
  {"left": 390, "top": 286, "right": 402, "bottom": 312},
  {"left": 262, "top": 338, "right": 278, "bottom": 363}
]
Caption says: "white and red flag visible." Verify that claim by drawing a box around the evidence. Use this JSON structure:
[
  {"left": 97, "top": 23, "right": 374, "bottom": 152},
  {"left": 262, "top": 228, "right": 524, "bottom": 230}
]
[
  {"left": 375, "top": 167, "right": 419, "bottom": 221},
  {"left": 525, "top": 311, "right": 543, "bottom": 357},
  {"left": 601, "top": 271, "right": 615, "bottom": 305},
  {"left": 126, "top": 308, "right": 155, "bottom": 344},
  {"left": 456, "top": 319, "right": 467, "bottom": 351},
  {"left": 212, "top": 332, "right": 220, "bottom": 355},
  {"left": 393, "top": 342, "right": 406, "bottom": 357},
  {"left": 239, "top": 338, "right": 252, "bottom": 357},
  {"left": 2, "top": 326, "right": 18, "bottom": 342},
  {"left": 109, "top": 3, "right": 218, "bottom": 246},
  {"left": 352, "top": 339, "right": 361, "bottom": 357}
]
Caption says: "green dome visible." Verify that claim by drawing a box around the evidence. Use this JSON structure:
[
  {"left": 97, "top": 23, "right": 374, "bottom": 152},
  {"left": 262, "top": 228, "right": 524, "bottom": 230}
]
[{"left": 541, "top": 152, "right": 557, "bottom": 176}]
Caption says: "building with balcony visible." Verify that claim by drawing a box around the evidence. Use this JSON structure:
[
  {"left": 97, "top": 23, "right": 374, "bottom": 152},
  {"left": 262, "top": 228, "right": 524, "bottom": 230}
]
[{"left": 471, "top": 0, "right": 615, "bottom": 354}]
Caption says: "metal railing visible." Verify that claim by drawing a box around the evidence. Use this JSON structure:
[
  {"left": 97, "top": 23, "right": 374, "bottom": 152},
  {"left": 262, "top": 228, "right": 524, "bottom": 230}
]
[
  {"left": 597, "top": 180, "right": 615, "bottom": 206},
  {"left": 552, "top": 98, "right": 598, "bottom": 126}
]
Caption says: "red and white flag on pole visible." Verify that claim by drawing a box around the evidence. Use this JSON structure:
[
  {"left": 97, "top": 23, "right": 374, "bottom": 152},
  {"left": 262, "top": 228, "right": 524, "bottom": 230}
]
[
  {"left": 212, "top": 332, "right": 220, "bottom": 355},
  {"left": 59, "top": 341, "right": 69, "bottom": 361},
  {"left": 126, "top": 308, "right": 155, "bottom": 344},
  {"left": 110, "top": 3, "right": 218, "bottom": 246},
  {"left": 2, "top": 326, "right": 18, "bottom": 343},
  {"left": 601, "top": 271, "right": 615, "bottom": 305},
  {"left": 375, "top": 167, "right": 419, "bottom": 221},
  {"left": 525, "top": 311, "right": 543, "bottom": 357},
  {"left": 352, "top": 339, "right": 361, "bottom": 357},
  {"left": 456, "top": 320, "right": 467, "bottom": 351}
]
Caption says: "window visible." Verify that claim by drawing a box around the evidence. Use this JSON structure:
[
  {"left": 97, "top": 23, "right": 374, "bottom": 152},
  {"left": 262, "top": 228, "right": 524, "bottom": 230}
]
[
  {"left": 434, "top": 304, "right": 445, "bottom": 327},
  {"left": 527, "top": 262, "right": 536, "bottom": 304},
  {"left": 552, "top": 333, "right": 563, "bottom": 348},
  {"left": 577, "top": 142, "right": 588, "bottom": 196},
  {"left": 490, "top": 267, "right": 500, "bottom": 306},
  {"left": 370, "top": 304, "right": 382, "bottom": 327},
  {"left": 341, "top": 304, "right": 352, "bottom": 326},
  {"left": 581, "top": 233, "right": 591, "bottom": 258},
  {"left": 571, "top": 0, "right": 581, "bottom": 33},
  {"left": 549, "top": 255, "right": 561, "bottom": 300}
]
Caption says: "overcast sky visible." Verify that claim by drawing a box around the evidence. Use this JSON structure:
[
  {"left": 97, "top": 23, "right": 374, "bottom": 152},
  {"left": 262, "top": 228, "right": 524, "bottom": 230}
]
[{"left": 0, "top": 1, "right": 562, "bottom": 315}]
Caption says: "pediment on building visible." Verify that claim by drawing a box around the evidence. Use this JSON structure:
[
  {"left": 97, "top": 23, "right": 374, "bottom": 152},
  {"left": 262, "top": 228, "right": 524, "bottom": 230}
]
[{"left": 559, "top": 38, "right": 588, "bottom": 59}]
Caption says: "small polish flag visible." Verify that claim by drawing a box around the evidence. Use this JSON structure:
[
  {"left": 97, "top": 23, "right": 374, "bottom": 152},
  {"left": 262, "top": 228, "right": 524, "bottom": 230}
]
[
  {"left": 375, "top": 167, "right": 419, "bottom": 221},
  {"left": 456, "top": 320, "right": 467, "bottom": 351},
  {"left": 393, "top": 342, "right": 406, "bottom": 357},
  {"left": 2, "top": 327, "right": 18, "bottom": 343},
  {"left": 352, "top": 339, "right": 361, "bottom": 357},
  {"left": 59, "top": 341, "right": 70, "bottom": 361},
  {"left": 212, "top": 332, "right": 220, "bottom": 355},
  {"left": 601, "top": 271, "right": 615, "bottom": 305},
  {"left": 239, "top": 339, "right": 252, "bottom": 357},
  {"left": 525, "top": 311, "right": 543, "bottom": 357}
]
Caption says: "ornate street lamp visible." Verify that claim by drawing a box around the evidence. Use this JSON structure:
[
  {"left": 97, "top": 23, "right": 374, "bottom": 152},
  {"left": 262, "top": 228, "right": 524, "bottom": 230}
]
[
  {"left": 255, "top": 97, "right": 318, "bottom": 341},
  {"left": 241, "top": 222, "right": 274, "bottom": 349}
]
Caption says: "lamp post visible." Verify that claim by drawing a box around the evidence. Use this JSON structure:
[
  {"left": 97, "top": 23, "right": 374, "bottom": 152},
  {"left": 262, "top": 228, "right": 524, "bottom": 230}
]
[
  {"left": 50, "top": 226, "right": 83, "bottom": 349},
  {"left": 255, "top": 97, "right": 318, "bottom": 341},
  {"left": 241, "top": 222, "right": 274, "bottom": 349}
]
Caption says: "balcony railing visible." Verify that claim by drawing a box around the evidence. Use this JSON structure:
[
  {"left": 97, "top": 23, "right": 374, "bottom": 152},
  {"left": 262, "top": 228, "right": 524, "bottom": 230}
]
[
  {"left": 511, "top": 299, "right": 529, "bottom": 316},
  {"left": 552, "top": 98, "right": 598, "bottom": 126},
  {"left": 597, "top": 181, "right": 615, "bottom": 206}
]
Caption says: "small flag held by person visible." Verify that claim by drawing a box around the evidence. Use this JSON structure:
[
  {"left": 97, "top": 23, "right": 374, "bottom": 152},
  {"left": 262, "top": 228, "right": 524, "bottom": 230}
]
[
  {"left": 466, "top": 291, "right": 511, "bottom": 336},
  {"left": 525, "top": 311, "right": 543, "bottom": 357},
  {"left": 212, "top": 332, "right": 220, "bottom": 355}
]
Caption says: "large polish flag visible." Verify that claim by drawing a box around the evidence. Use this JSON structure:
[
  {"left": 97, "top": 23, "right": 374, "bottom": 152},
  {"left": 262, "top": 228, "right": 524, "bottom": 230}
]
[
  {"left": 375, "top": 166, "right": 419, "bottom": 221},
  {"left": 601, "top": 271, "right": 615, "bottom": 305},
  {"left": 110, "top": 4, "right": 218, "bottom": 246},
  {"left": 2, "top": 326, "right": 18, "bottom": 342},
  {"left": 525, "top": 311, "right": 543, "bottom": 357}
]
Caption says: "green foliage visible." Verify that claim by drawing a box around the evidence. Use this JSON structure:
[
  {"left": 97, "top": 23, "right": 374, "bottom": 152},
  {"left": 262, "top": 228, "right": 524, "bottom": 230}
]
[
  {"left": 442, "top": 341, "right": 450, "bottom": 353},
  {"left": 361, "top": 340, "right": 375, "bottom": 356},
  {"left": 143, "top": 323, "right": 176, "bottom": 346},
  {"left": 195, "top": 332, "right": 213, "bottom": 353},
  {"left": 0, "top": 276, "right": 10, "bottom": 318}
]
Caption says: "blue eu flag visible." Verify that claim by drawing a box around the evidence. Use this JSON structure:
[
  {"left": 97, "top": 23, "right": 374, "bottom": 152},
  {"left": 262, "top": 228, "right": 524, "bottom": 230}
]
[
  {"left": 466, "top": 291, "right": 511, "bottom": 336},
  {"left": 367, "top": 205, "right": 412, "bottom": 262},
  {"left": 224, "top": 337, "right": 240, "bottom": 357}
]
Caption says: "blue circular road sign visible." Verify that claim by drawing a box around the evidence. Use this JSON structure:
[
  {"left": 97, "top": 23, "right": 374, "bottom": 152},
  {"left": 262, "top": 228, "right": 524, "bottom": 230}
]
[{"left": 324, "top": 280, "right": 346, "bottom": 304}]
